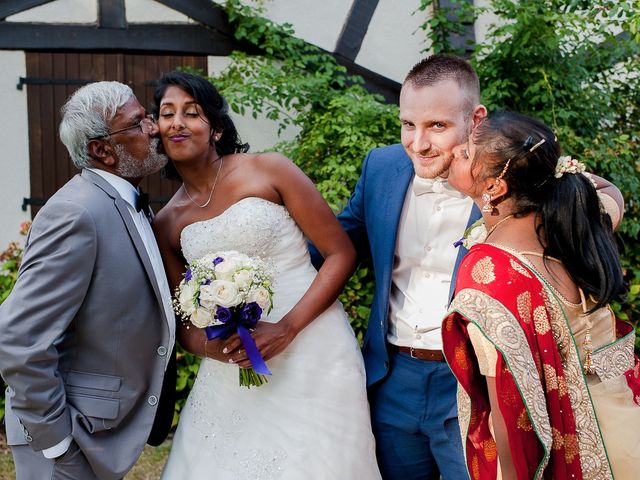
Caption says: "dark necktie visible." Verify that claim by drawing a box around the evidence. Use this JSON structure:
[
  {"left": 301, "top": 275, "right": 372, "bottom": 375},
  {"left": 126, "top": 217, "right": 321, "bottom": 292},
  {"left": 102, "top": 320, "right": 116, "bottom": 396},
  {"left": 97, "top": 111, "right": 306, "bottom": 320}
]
[{"left": 136, "top": 190, "right": 151, "bottom": 218}]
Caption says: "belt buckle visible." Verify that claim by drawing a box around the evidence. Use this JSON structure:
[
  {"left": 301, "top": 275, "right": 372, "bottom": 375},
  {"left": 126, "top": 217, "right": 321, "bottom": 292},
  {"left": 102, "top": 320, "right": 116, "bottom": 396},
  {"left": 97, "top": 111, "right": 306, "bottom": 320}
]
[{"left": 410, "top": 347, "right": 418, "bottom": 359}]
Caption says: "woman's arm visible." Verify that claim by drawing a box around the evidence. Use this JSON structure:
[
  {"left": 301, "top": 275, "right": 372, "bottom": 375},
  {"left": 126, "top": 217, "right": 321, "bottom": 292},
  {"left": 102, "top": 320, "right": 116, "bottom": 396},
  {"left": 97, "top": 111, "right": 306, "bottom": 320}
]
[
  {"left": 590, "top": 174, "right": 624, "bottom": 229},
  {"left": 467, "top": 324, "right": 514, "bottom": 479},
  {"left": 225, "top": 152, "right": 357, "bottom": 366},
  {"left": 486, "top": 377, "right": 517, "bottom": 479},
  {"left": 153, "top": 211, "right": 227, "bottom": 361}
]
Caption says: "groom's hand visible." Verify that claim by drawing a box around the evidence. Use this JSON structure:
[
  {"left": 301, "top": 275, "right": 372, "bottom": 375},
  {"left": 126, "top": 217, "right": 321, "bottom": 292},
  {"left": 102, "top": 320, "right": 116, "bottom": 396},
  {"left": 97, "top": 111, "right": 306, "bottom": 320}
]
[{"left": 224, "top": 321, "right": 296, "bottom": 368}]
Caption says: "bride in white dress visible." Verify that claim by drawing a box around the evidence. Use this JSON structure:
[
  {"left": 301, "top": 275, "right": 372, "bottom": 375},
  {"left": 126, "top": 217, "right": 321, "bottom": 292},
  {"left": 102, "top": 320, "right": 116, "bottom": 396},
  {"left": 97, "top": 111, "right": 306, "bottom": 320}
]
[{"left": 152, "top": 72, "right": 381, "bottom": 479}]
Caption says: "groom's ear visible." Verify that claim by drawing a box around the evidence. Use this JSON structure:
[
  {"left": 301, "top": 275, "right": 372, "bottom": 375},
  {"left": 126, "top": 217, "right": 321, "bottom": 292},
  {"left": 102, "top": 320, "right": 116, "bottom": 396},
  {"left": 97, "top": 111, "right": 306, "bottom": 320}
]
[{"left": 87, "top": 139, "right": 117, "bottom": 167}]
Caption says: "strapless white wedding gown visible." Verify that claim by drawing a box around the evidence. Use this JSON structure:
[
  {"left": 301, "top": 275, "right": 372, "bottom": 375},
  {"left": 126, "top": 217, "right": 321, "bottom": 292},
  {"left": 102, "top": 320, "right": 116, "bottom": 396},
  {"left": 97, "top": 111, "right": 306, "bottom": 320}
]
[{"left": 161, "top": 197, "right": 381, "bottom": 479}]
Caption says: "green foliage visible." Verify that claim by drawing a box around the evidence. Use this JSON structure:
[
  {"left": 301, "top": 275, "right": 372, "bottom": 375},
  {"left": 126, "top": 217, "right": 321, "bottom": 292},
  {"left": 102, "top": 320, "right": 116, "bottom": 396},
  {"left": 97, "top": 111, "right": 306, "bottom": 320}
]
[{"left": 174, "top": 348, "right": 201, "bottom": 426}]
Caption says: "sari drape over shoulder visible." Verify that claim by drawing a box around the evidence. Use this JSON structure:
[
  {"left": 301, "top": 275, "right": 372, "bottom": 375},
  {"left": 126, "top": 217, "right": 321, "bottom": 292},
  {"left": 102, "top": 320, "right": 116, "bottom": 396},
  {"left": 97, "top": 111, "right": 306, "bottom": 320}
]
[{"left": 442, "top": 244, "right": 640, "bottom": 480}]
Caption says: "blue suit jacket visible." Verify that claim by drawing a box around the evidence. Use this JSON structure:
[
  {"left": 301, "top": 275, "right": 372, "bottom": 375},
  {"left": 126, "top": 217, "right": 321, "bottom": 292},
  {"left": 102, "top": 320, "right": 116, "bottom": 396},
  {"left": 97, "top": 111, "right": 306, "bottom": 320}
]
[{"left": 334, "top": 144, "right": 481, "bottom": 387}]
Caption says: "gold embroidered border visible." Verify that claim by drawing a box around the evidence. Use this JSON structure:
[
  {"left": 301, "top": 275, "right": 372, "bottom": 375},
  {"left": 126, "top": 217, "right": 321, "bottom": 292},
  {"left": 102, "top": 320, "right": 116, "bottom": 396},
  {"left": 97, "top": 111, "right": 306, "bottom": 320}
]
[
  {"left": 475, "top": 244, "right": 614, "bottom": 479},
  {"left": 457, "top": 384, "right": 471, "bottom": 464},
  {"left": 541, "top": 286, "right": 613, "bottom": 479},
  {"left": 592, "top": 330, "right": 635, "bottom": 382},
  {"left": 451, "top": 289, "right": 552, "bottom": 479}
]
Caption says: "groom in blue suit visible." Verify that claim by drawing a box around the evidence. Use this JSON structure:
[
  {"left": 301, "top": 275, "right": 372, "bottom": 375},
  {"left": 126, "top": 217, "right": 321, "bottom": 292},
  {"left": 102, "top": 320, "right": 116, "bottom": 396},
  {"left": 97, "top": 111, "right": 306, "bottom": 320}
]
[{"left": 336, "top": 55, "right": 486, "bottom": 479}]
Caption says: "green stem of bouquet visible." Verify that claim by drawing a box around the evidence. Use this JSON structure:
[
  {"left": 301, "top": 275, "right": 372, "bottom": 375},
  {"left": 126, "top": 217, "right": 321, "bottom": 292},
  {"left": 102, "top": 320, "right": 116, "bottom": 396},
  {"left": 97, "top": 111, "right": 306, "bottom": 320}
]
[{"left": 239, "top": 367, "right": 269, "bottom": 388}]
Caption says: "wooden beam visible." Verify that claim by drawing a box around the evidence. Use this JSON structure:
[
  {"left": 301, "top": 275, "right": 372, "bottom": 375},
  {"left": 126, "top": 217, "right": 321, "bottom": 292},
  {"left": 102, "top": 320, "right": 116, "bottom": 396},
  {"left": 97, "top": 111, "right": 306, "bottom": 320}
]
[
  {"left": 439, "top": 0, "right": 475, "bottom": 56},
  {"left": 154, "top": 0, "right": 234, "bottom": 36},
  {"left": 335, "top": 0, "right": 379, "bottom": 61},
  {"left": 0, "top": 22, "right": 250, "bottom": 55},
  {"left": 98, "top": 0, "right": 126, "bottom": 29},
  {"left": 334, "top": 53, "right": 400, "bottom": 104},
  {"left": 0, "top": 0, "right": 54, "bottom": 20}
]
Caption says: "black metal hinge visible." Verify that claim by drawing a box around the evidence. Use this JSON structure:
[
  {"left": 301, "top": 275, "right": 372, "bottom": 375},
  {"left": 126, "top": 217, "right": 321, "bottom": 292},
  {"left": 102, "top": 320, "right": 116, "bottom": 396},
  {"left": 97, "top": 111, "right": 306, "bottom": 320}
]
[{"left": 16, "top": 77, "right": 93, "bottom": 91}]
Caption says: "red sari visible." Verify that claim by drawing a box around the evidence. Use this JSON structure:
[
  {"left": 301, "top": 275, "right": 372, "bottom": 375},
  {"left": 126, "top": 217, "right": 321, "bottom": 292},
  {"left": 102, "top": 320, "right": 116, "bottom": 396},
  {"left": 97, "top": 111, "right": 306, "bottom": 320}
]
[{"left": 442, "top": 244, "right": 639, "bottom": 480}]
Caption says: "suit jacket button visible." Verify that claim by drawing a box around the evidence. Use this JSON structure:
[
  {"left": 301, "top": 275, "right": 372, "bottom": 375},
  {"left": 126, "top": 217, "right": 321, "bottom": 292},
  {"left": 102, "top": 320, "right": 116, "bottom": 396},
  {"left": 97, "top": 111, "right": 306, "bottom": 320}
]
[
  {"left": 157, "top": 346, "right": 167, "bottom": 356},
  {"left": 148, "top": 395, "right": 158, "bottom": 406}
]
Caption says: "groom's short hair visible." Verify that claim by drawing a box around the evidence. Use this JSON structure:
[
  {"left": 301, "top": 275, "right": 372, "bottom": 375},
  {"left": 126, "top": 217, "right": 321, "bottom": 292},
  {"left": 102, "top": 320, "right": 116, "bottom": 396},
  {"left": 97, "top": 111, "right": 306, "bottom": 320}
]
[
  {"left": 404, "top": 54, "right": 480, "bottom": 116},
  {"left": 59, "top": 81, "right": 135, "bottom": 170}
]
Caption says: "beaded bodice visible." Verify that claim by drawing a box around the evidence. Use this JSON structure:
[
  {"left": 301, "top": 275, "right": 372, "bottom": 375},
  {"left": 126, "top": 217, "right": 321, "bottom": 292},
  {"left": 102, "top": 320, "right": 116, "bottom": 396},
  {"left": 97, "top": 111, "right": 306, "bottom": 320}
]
[
  {"left": 180, "top": 197, "right": 316, "bottom": 302},
  {"left": 180, "top": 197, "right": 295, "bottom": 262}
]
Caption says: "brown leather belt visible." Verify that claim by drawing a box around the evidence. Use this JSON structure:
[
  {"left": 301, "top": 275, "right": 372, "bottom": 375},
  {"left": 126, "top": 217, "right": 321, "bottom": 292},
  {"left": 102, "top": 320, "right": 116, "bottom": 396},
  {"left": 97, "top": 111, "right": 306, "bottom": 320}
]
[{"left": 389, "top": 344, "right": 445, "bottom": 362}]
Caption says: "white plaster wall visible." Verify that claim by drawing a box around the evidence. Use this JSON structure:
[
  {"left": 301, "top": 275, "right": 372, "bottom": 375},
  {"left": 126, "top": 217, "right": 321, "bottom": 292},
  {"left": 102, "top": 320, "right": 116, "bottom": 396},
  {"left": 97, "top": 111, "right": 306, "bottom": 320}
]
[
  {"left": 126, "top": 0, "right": 192, "bottom": 23},
  {"left": 0, "top": 52, "right": 31, "bottom": 250},
  {"left": 213, "top": 0, "right": 351, "bottom": 52},
  {"left": 208, "top": 56, "right": 300, "bottom": 153},
  {"left": 474, "top": 0, "right": 502, "bottom": 46},
  {"left": 6, "top": 0, "right": 97, "bottom": 23},
  {"left": 355, "top": 0, "right": 428, "bottom": 83}
]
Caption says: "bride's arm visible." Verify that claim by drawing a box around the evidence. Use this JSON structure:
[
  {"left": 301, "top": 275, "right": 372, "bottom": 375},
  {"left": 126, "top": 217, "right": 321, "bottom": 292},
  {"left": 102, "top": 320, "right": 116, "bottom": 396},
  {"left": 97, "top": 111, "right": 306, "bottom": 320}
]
[
  {"left": 153, "top": 210, "right": 227, "bottom": 361},
  {"left": 226, "top": 153, "right": 357, "bottom": 366}
]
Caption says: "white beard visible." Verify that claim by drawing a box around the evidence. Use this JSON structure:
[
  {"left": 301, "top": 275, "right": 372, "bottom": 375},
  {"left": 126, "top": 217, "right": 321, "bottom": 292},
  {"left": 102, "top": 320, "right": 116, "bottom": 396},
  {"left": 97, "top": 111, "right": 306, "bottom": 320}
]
[{"left": 114, "top": 138, "right": 168, "bottom": 179}]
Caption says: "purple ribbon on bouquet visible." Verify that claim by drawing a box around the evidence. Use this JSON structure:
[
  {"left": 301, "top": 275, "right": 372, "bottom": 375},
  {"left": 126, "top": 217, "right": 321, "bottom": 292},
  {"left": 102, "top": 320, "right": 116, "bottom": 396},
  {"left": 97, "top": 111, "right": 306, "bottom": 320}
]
[{"left": 204, "top": 302, "right": 272, "bottom": 376}]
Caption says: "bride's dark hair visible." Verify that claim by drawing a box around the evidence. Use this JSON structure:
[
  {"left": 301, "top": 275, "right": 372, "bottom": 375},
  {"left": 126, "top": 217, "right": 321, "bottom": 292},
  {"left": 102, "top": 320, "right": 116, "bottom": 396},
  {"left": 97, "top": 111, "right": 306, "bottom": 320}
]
[
  {"left": 473, "top": 111, "right": 624, "bottom": 311},
  {"left": 152, "top": 71, "right": 249, "bottom": 180}
]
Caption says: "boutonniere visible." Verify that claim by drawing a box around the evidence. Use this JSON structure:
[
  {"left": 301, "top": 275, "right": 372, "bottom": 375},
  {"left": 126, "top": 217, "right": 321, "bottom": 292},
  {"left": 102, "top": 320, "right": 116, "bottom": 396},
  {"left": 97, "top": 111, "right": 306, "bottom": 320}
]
[{"left": 453, "top": 218, "right": 487, "bottom": 249}]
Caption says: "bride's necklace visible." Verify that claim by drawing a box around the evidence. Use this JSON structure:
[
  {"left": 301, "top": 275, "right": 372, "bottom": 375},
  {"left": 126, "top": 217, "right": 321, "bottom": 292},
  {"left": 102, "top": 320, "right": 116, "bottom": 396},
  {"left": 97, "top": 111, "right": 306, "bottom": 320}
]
[
  {"left": 485, "top": 214, "right": 515, "bottom": 240},
  {"left": 182, "top": 156, "right": 224, "bottom": 209}
]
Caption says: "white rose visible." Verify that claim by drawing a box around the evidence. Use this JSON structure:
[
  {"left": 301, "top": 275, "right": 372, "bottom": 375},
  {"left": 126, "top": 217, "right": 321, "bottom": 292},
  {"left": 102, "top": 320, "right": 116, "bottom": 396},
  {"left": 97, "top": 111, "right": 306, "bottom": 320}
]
[
  {"left": 463, "top": 224, "right": 488, "bottom": 249},
  {"left": 190, "top": 307, "right": 214, "bottom": 328},
  {"left": 213, "top": 257, "right": 240, "bottom": 280},
  {"left": 233, "top": 268, "right": 255, "bottom": 290},
  {"left": 247, "top": 286, "right": 271, "bottom": 311},
  {"left": 201, "top": 280, "right": 242, "bottom": 308},
  {"left": 178, "top": 282, "right": 197, "bottom": 315}
]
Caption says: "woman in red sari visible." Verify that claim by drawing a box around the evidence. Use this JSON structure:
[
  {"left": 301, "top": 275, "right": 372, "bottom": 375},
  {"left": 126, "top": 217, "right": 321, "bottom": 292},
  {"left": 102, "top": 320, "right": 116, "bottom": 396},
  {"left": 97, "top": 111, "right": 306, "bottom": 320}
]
[{"left": 442, "top": 111, "right": 639, "bottom": 479}]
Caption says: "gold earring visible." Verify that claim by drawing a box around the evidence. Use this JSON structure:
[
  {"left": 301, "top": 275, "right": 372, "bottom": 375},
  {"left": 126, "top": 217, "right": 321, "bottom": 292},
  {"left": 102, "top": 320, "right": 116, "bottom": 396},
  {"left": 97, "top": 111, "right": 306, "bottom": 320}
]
[{"left": 482, "top": 193, "right": 493, "bottom": 213}]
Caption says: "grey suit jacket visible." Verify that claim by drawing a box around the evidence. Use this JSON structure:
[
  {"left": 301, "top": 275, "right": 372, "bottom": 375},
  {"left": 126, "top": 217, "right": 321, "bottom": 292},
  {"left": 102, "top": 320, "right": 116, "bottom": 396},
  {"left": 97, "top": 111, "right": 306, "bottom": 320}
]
[{"left": 0, "top": 169, "right": 173, "bottom": 480}]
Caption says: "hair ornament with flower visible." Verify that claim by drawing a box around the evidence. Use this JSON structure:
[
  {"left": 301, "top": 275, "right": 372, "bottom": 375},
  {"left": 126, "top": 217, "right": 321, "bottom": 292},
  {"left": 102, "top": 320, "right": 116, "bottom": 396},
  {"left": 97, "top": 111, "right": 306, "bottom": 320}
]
[
  {"left": 554, "top": 155, "right": 597, "bottom": 188},
  {"left": 555, "top": 155, "right": 586, "bottom": 177}
]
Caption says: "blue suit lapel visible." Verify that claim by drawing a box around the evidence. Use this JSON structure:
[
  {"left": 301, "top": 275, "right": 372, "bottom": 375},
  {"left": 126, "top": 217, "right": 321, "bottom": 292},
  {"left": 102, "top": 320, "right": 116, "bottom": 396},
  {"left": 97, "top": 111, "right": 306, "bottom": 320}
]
[
  {"left": 375, "top": 158, "right": 414, "bottom": 330},
  {"left": 380, "top": 159, "right": 414, "bottom": 257},
  {"left": 448, "top": 203, "right": 482, "bottom": 302}
]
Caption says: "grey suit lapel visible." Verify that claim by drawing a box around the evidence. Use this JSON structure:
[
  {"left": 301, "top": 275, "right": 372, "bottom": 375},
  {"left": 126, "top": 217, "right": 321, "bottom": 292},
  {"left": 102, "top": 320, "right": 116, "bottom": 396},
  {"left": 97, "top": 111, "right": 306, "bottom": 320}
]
[{"left": 81, "top": 170, "right": 169, "bottom": 326}]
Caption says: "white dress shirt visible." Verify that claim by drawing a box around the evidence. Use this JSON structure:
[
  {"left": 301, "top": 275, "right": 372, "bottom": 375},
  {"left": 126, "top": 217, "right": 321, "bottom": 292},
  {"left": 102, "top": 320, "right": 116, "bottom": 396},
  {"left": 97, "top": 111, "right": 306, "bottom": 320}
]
[
  {"left": 386, "top": 175, "right": 473, "bottom": 350},
  {"left": 43, "top": 168, "right": 175, "bottom": 459}
]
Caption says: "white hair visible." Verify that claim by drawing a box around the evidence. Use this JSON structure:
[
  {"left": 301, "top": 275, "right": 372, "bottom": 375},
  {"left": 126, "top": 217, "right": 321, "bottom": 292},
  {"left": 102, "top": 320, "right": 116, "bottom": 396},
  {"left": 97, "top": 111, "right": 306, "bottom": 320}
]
[{"left": 59, "top": 81, "right": 135, "bottom": 169}]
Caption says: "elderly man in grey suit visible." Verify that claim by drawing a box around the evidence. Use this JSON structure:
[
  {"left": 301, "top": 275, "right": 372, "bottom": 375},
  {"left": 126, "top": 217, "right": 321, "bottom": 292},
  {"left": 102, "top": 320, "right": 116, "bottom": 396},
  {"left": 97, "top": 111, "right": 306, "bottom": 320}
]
[{"left": 0, "top": 81, "right": 175, "bottom": 479}]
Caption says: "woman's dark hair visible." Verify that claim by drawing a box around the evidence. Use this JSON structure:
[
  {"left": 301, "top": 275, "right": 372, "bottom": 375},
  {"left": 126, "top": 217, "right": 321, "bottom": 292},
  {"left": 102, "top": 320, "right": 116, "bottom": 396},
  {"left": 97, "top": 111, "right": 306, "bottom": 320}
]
[
  {"left": 152, "top": 71, "right": 249, "bottom": 180},
  {"left": 472, "top": 110, "right": 623, "bottom": 311}
]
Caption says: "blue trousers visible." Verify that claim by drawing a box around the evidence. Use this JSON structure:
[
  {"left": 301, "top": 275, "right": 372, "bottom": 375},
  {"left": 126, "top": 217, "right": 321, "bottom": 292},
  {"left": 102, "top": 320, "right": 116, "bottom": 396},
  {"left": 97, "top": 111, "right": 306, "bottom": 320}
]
[{"left": 370, "top": 350, "right": 468, "bottom": 480}]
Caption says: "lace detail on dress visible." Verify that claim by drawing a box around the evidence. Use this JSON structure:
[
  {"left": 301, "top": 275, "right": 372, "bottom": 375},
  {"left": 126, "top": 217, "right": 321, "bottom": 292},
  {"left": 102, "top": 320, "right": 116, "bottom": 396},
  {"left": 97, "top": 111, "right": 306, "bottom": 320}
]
[
  {"left": 186, "top": 365, "right": 288, "bottom": 479},
  {"left": 181, "top": 197, "right": 291, "bottom": 263}
]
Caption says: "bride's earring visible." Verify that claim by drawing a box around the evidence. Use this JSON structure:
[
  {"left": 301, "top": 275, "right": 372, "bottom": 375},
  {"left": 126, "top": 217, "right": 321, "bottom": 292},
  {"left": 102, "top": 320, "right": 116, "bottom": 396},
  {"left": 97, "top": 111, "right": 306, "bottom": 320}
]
[
  {"left": 482, "top": 193, "right": 493, "bottom": 213},
  {"left": 209, "top": 130, "right": 221, "bottom": 145}
]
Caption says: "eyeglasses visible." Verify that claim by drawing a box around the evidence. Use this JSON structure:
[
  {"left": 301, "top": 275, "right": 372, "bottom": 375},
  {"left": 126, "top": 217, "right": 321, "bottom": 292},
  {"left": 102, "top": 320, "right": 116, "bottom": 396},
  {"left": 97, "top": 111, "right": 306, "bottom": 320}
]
[{"left": 90, "top": 115, "right": 156, "bottom": 140}]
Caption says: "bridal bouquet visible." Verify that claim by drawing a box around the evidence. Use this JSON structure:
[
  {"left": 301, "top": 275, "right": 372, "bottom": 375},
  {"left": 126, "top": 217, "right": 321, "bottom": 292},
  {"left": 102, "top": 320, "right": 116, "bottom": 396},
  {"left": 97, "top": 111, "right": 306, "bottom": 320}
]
[{"left": 174, "top": 250, "right": 274, "bottom": 387}]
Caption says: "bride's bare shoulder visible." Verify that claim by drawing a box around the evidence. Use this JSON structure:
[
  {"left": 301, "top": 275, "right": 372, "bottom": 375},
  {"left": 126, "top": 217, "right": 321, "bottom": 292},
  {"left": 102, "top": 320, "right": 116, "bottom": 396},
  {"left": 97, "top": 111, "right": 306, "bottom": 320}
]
[{"left": 228, "top": 151, "right": 296, "bottom": 176}]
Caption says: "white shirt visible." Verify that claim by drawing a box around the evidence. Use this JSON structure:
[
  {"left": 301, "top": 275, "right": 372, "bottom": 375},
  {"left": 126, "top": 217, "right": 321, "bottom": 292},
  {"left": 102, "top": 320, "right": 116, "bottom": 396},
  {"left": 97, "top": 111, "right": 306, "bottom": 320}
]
[
  {"left": 43, "top": 169, "right": 175, "bottom": 459},
  {"left": 386, "top": 175, "right": 472, "bottom": 350}
]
